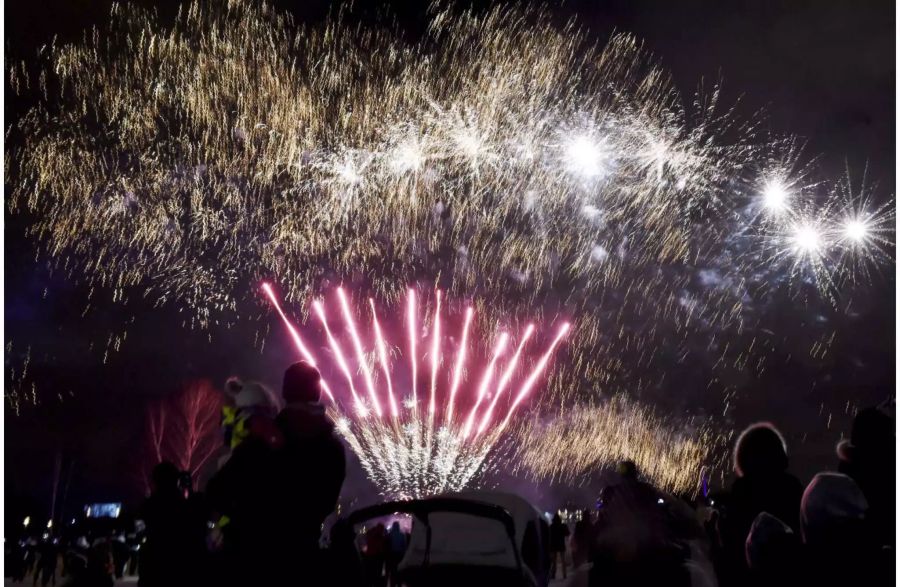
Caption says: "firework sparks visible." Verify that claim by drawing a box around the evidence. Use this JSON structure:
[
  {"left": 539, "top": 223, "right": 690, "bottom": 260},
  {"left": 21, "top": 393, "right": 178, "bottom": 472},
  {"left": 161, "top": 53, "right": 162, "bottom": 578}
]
[
  {"left": 477, "top": 324, "right": 534, "bottom": 436},
  {"left": 750, "top": 167, "right": 894, "bottom": 299},
  {"left": 338, "top": 287, "right": 382, "bottom": 418},
  {"left": 760, "top": 177, "right": 792, "bottom": 215},
  {"left": 511, "top": 395, "right": 725, "bottom": 495},
  {"left": 261, "top": 283, "right": 335, "bottom": 402},
  {"left": 6, "top": 0, "right": 892, "bottom": 485},
  {"left": 313, "top": 300, "right": 366, "bottom": 416},
  {"left": 265, "top": 285, "right": 568, "bottom": 498},
  {"left": 497, "top": 322, "right": 570, "bottom": 434},
  {"left": 462, "top": 332, "right": 510, "bottom": 439},
  {"left": 446, "top": 306, "right": 475, "bottom": 425},
  {"left": 369, "top": 298, "right": 399, "bottom": 418},
  {"left": 429, "top": 290, "right": 442, "bottom": 417}
]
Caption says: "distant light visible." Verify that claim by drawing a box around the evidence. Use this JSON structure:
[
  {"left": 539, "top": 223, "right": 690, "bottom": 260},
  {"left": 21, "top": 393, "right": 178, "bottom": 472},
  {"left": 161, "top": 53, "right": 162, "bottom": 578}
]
[
  {"left": 590, "top": 245, "right": 609, "bottom": 263},
  {"left": 565, "top": 135, "right": 607, "bottom": 178},
  {"left": 46, "top": 520, "right": 53, "bottom": 529},
  {"left": 792, "top": 224, "right": 822, "bottom": 253},
  {"left": 336, "top": 160, "right": 361, "bottom": 185},
  {"left": 581, "top": 204, "right": 602, "bottom": 221},
  {"left": 23, "top": 517, "right": 30, "bottom": 528},
  {"left": 391, "top": 141, "right": 425, "bottom": 173},
  {"left": 455, "top": 130, "right": 483, "bottom": 160},
  {"left": 843, "top": 219, "right": 868, "bottom": 242},
  {"left": 762, "top": 179, "right": 789, "bottom": 213},
  {"left": 657, "top": 498, "right": 664, "bottom": 504}
]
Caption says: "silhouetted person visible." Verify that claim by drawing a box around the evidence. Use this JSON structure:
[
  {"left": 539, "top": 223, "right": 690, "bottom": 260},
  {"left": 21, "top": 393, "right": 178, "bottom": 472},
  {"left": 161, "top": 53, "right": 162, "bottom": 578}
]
[
  {"left": 800, "top": 472, "right": 890, "bottom": 587},
  {"left": 178, "top": 472, "right": 212, "bottom": 584},
  {"left": 364, "top": 522, "right": 388, "bottom": 587},
  {"left": 836, "top": 406, "right": 895, "bottom": 548},
  {"left": 717, "top": 422, "right": 803, "bottom": 586},
  {"left": 110, "top": 535, "right": 129, "bottom": 579},
  {"left": 33, "top": 539, "right": 58, "bottom": 587},
  {"left": 139, "top": 461, "right": 190, "bottom": 587},
  {"left": 590, "top": 461, "right": 688, "bottom": 587},
  {"left": 206, "top": 381, "right": 285, "bottom": 587},
  {"left": 208, "top": 362, "right": 345, "bottom": 585},
  {"left": 274, "top": 361, "right": 347, "bottom": 582},
  {"left": 386, "top": 521, "right": 407, "bottom": 587},
  {"left": 10, "top": 539, "right": 29, "bottom": 583},
  {"left": 572, "top": 509, "right": 593, "bottom": 567},
  {"left": 549, "top": 514, "right": 569, "bottom": 579},
  {"left": 59, "top": 546, "right": 113, "bottom": 587},
  {"left": 744, "top": 512, "right": 800, "bottom": 587}
]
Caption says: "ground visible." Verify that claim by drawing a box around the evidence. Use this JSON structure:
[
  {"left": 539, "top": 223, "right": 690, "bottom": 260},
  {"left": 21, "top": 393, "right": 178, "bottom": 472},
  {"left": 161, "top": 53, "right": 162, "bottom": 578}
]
[{"left": 6, "top": 562, "right": 590, "bottom": 586}]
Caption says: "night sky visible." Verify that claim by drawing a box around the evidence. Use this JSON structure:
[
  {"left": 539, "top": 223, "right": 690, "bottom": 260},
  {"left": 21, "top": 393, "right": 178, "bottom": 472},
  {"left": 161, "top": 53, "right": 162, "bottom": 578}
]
[{"left": 5, "top": 0, "right": 895, "bottom": 525}]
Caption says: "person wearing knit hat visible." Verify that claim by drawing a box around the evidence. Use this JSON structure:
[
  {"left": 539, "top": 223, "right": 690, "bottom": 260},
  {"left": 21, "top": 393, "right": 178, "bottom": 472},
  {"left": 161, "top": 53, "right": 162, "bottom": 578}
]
[
  {"left": 271, "top": 361, "right": 346, "bottom": 584},
  {"left": 745, "top": 512, "right": 800, "bottom": 586},
  {"left": 836, "top": 406, "right": 895, "bottom": 548},
  {"left": 220, "top": 377, "right": 283, "bottom": 451},
  {"left": 800, "top": 472, "right": 888, "bottom": 586},
  {"left": 717, "top": 422, "right": 804, "bottom": 586},
  {"left": 800, "top": 472, "right": 868, "bottom": 546}
]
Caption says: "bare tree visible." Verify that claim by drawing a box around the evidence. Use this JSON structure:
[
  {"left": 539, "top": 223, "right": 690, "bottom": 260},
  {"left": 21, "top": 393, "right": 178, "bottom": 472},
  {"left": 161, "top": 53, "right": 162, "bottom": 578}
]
[{"left": 144, "top": 379, "right": 223, "bottom": 490}]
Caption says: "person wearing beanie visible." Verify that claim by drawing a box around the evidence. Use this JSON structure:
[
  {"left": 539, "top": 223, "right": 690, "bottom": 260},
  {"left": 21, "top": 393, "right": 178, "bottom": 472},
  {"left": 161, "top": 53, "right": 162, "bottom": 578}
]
[
  {"left": 744, "top": 512, "right": 800, "bottom": 586},
  {"left": 799, "top": 472, "right": 889, "bottom": 587},
  {"left": 273, "top": 361, "right": 346, "bottom": 583},
  {"left": 800, "top": 472, "right": 868, "bottom": 546},
  {"left": 220, "top": 378, "right": 284, "bottom": 451},
  {"left": 836, "top": 406, "right": 894, "bottom": 548},
  {"left": 206, "top": 377, "right": 288, "bottom": 587},
  {"left": 717, "top": 422, "right": 804, "bottom": 587}
]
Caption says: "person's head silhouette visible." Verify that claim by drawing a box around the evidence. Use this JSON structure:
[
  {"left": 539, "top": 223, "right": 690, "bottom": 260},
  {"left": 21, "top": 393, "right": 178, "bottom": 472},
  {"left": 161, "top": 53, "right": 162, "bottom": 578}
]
[{"left": 282, "top": 361, "right": 322, "bottom": 406}]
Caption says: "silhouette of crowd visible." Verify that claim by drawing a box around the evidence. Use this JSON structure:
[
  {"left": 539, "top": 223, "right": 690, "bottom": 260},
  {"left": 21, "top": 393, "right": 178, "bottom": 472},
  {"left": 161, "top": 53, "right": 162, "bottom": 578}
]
[
  {"left": 540, "top": 405, "right": 894, "bottom": 587},
  {"left": 8, "top": 365, "right": 891, "bottom": 587}
]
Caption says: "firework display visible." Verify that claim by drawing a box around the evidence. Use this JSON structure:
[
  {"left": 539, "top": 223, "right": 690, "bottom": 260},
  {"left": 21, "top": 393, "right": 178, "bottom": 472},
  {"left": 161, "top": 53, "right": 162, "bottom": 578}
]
[
  {"left": 264, "top": 284, "right": 569, "bottom": 498},
  {"left": 511, "top": 395, "right": 724, "bottom": 495},
  {"left": 5, "top": 0, "right": 893, "bottom": 492}
]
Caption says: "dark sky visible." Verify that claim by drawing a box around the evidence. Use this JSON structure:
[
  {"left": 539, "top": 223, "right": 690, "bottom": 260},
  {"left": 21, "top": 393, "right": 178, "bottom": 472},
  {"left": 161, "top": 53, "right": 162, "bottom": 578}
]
[{"left": 5, "top": 0, "right": 895, "bottom": 522}]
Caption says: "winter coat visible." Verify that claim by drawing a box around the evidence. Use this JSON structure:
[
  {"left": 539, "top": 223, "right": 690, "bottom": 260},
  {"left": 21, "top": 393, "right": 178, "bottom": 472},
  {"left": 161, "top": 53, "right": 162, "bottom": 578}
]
[
  {"left": 717, "top": 472, "right": 803, "bottom": 586},
  {"left": 205, "top": 402, "right": 344, "bottom": 585},
  {"left": 139, "top": 489, "right": 192, "bottom": 587},
  {"left": 274, "top": 402, "right": 346, "bottom": 551},
  {"left": 550, "top": 520, "right": 570, "bottom": 552},
  {"left": 838, "top": 449, "right": 895, "bottom": 548}
]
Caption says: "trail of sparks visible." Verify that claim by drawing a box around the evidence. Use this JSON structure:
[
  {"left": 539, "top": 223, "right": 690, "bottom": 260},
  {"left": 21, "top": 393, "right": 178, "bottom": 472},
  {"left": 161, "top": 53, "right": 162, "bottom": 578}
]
[
  {"left": 408, "top": 290, "right": 418, "bottom": 412},
  {"left": 369, "top": 299, "right": 399, "bottom": 418},
  {"left": 429, "top": 290, "right": 442, "bottom": 417},
  {"left": 477, "top": 324, "right": 534, "bottom": 436},
  {"left": 498, "top": 322, "right": 570, "bottom": 433},
  {"left": 338, "top": 287, "right": 382, "bottom": 417},
  {"left": 462, "top": 332, "right": 510, "bottom": 439},
  {"left": 260, "top": 283, "right": 334, "bottom": 403},
  {"left": 511, "top": 395, "right": 726, "bottom": 496},
  {"left": 314, "top": 300, "right": 365, "bottom": 415},
  {"left": 446, "top": 307, "right": 474, "bottom": 425}
]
